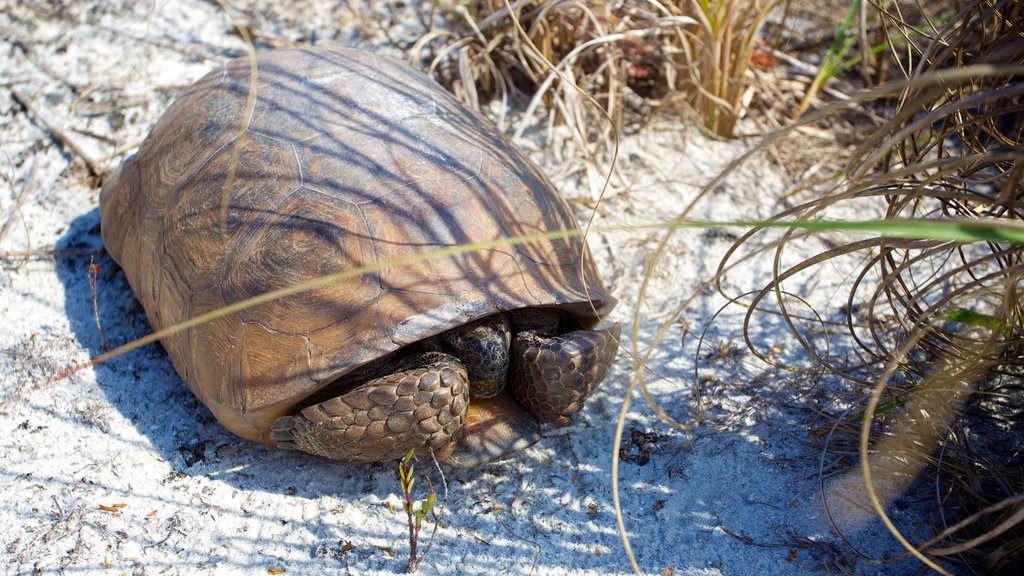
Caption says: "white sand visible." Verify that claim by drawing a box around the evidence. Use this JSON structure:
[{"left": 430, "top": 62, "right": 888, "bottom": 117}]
[{"left": 1, "top": 2, "right": 937, "bottom": 574}]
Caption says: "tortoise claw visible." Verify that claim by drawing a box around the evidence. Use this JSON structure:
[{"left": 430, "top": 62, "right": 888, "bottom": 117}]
[
  {"left": 269, "top": 416, "right": 297, "bottom": 443},
  {"left": 510, "top": 323, "right": 620, "bottom": 424},
  {"left": 440, "top": 393, "right": 541, "bottom": 469}
]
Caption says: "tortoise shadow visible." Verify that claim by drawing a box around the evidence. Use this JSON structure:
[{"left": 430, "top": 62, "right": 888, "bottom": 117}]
[{"left": 55, "top": 208, "right": 394, "bottom": 489}]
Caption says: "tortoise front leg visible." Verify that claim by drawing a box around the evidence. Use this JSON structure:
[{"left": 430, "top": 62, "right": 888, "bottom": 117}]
[
  {"left": 510, "top": 316, "right": 621, "bottom": 425},
  {"left": 270, "top": 352, "right": 469, "bottom": 463}
]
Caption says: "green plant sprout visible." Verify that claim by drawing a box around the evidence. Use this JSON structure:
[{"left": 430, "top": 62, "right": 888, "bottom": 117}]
[
  {"left": 792, "top": 1, "right": 956, "bottom": 120},
  {"left": 88, "top": 255, "right": 108, "bottom": 352},
  {"left": 398, "top": 449, "right": 438, "bottom": 573},
  {"left": 791, "top": 0, "right": 862, "bottom": 120}
]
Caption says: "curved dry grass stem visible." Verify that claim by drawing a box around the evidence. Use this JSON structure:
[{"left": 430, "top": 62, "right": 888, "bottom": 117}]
[
  {"left": 491, "top": 2, "right": 644, "bottom": 571},
  {"left": 713, "top": 2, "right": 1024, "bottom": 571},
  {"left": 923, "top": 494, "right": 1024, "bottom": 556}
]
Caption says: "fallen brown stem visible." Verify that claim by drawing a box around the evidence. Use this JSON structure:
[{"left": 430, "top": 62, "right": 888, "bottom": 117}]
[
  {"left": 11, "top": 89, "right": 104, "bottom": 181},
  {"left": 0, "top": 159, "right": 36, "bottom": 247},
  {"left": 0, "top": 247, "right": 95, "bottom": 259}
]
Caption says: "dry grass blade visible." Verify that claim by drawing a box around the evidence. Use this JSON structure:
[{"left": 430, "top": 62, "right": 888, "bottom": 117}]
[
  {"left": 0, "top": 158, "right": 36, "bottom": 250},
  {"left": 27, "top": 225, "right": 628, "bottom": 391},
  {"left": 214, "top": 0, "right": 258, "bottom": 239}
]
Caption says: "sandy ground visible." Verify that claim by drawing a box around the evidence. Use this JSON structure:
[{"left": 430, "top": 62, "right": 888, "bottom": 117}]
[{"left": 1, "top": 2, "right": 944, "bottom": 575}]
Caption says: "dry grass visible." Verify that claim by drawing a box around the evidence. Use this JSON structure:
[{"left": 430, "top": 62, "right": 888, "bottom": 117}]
[
  {"left": 709, "top": 1, "right": 1024, "bottom": 573},
  {"left": 412, "top": 0, "right": 791, "bottom": 191}
]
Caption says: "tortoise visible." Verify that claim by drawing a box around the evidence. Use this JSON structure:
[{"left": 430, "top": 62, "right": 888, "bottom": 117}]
[{"left": 99, "top": 46, "right": 619, "bottom": 468}]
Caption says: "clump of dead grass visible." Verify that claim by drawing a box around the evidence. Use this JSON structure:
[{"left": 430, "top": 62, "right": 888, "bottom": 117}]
[
  {"left": 413, "top": 0, "right": 787, "bottom": 179},
  {"left": 712, "top": 0, "right": 1024, "bottom": 573}
]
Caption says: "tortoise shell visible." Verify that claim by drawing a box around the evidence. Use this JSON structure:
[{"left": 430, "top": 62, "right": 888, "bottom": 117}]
[{"left": 99, "top": 46, "right": 615, "bottom": 447}]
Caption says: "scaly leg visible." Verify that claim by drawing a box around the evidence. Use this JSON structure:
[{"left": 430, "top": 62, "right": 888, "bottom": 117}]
[{"left": 270, "top": 352, "right": 469, "bottom": 463}]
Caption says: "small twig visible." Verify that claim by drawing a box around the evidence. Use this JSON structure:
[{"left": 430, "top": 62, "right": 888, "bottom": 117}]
[
  {"left": 417, "top": 474, "right": 441, "bottom": 564},
  {"left": 0, "top": 247, "right": 94, "bottom": 259},
  {"left": 1, "top": 77, "right": 31, "bottom": 89},
  {"left": 71, "top": 127, "right": 118, "bottom": 145},
  {"left": 417, "top": 449, "right": 450, "bottom": 562},
  {"left": 713, "top": 513, "right": 784, "bottom": 549},
  {"left": 0, "top": 158, "right": 36, "bottom": 248},
  {"left": 0, "top": 358, "right": 87, "bottom": 411},
  {"left": 429, "top": 448, "right": 449, "bottom": 520},
  {"left": 10, "top": 89, "right": 104, "bottom": 181}
]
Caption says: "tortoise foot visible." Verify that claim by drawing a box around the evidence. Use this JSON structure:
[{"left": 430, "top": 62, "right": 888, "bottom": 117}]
[
  {"left": 270, "top": 352, "right": 469, "bottom": 463},
  {"left": 440, "top": 393, "right": 541, "bottom": 468},
  {"left": 510, "top": 323, "right": 621, "bottom": 424}
]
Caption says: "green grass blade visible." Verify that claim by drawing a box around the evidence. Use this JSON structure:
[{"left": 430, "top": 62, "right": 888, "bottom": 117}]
[{"left": 722, "top": 218, "right": 1024, "bottom": 243}]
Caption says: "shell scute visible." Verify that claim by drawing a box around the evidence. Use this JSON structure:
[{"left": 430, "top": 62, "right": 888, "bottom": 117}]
[{"left": 223, "top": 186, "right": 378, "bottom": 335}]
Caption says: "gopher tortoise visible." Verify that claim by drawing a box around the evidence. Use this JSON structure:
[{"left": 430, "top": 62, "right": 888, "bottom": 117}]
[{"left": 99, "top": 46, "right": 619, "bottom": 468}]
